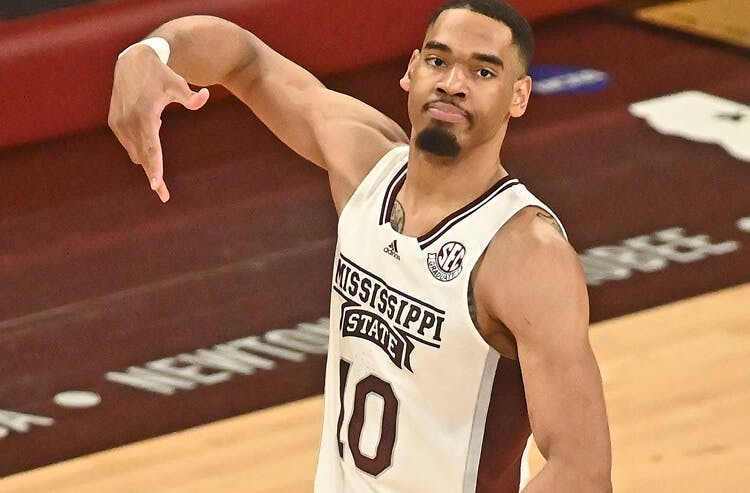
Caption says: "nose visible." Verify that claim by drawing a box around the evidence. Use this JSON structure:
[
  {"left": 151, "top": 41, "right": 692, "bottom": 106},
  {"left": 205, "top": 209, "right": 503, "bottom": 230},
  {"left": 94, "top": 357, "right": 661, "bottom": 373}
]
[{"left": 436, "top": 66, "right": 467, "bottom": 98}]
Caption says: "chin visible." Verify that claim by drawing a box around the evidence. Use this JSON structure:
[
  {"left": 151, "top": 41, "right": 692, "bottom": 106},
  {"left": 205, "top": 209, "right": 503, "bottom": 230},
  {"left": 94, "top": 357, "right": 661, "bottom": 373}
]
[{"left": 415, "top": 126, "right": 462, "bottom": 158}]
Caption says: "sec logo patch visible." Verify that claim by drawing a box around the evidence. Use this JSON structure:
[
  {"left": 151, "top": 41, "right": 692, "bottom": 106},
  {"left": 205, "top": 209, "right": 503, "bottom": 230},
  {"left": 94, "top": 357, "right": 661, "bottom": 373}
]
[{"left": 427, "top": 242, "right": 466, "bottom": 282}]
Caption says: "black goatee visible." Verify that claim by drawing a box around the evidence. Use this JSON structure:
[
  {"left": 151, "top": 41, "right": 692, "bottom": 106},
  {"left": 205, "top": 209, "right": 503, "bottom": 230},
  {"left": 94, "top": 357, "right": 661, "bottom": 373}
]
[{"left": 415, "top": 126, "right": 461, "bottom": 158}]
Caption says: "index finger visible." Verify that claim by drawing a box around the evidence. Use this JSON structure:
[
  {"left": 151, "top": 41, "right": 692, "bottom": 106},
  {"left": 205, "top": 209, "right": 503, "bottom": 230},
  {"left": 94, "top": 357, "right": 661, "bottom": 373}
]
[
  {"left": 153, "top": 180, "right": 170, "bottom": 203},
  {"left": 139, "top": 123, "right": 169, "bottom": 202}
]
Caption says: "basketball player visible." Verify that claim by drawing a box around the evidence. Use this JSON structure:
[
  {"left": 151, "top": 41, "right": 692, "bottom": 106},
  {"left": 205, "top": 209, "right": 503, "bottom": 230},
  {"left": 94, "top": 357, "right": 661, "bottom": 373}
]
[{"left": 109, "top": 1, "right": 612, "bottom": 491}]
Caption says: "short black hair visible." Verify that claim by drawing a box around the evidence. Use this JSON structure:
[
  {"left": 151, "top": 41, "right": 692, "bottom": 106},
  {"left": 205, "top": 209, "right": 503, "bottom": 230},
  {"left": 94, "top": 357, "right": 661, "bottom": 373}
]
[{"left": 427, "top": 0, "right": 534, "bottom": 74}]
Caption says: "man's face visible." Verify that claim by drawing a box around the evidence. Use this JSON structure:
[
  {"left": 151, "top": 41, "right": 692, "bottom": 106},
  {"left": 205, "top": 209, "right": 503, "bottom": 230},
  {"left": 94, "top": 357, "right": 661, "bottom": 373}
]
[{"left": 400, "top": 9, "right": 531, "bottom": 158}]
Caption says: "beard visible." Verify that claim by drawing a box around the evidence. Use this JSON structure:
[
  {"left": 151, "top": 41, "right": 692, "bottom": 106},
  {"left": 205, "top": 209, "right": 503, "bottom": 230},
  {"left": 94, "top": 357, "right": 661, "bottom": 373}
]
[{"left": 415, "top": 126, "right": 461, "bottom": 158}]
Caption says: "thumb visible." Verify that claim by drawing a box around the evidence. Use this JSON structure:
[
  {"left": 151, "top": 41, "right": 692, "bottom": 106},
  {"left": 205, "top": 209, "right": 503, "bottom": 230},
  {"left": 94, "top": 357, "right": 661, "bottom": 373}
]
[{"left": 181, "top": 87, "right": 210, "bottom": 111}]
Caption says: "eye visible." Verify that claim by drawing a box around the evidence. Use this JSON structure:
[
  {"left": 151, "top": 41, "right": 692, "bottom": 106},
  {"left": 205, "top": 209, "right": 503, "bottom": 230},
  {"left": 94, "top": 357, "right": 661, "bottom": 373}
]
[
  {"left": 477, "top": 68, "right": 495, "bottom": 79},
  {"left": 426, "top": 56, "right": 446, "bottom": 68}
]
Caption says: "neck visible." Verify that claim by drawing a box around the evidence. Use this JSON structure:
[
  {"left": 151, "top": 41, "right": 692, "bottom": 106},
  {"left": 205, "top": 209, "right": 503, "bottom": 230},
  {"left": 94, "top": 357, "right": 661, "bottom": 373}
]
[{"left": 401, "top": 137, "right": 508, "bottom": 214}]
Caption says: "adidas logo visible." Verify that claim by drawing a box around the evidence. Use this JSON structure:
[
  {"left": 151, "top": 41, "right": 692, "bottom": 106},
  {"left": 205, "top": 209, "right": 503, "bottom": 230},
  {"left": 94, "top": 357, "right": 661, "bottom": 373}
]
[{"left": 383, "top": 240, "right": 400, "bottom": 261}]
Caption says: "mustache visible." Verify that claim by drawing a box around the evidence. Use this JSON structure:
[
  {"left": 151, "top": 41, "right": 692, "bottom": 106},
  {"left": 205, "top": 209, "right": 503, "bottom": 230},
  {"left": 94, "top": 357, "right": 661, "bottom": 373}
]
[{"left": 423, "top": 98, "right": 473, "bottom": 124}]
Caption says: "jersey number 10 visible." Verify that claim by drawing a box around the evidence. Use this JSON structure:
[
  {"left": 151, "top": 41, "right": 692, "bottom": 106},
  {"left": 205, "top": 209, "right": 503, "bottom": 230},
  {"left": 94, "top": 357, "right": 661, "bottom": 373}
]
[{"left": 337, "top": 359, "right": 400, "bottom": 476}]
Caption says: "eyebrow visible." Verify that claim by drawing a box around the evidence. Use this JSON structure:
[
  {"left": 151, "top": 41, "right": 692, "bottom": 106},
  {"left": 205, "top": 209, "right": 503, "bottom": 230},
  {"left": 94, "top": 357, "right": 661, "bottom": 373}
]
[{"left": 423, "top": 41, "right": 505, "bottom": 69}]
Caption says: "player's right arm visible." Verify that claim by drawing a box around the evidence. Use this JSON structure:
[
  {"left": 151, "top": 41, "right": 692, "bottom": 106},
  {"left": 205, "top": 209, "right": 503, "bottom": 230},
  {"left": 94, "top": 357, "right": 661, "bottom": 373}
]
[
  {"left": 108, "top": 15, "right": 408, "bottom": 206},
  {"left": 473, "top": 208, "right": 612, "bottom": 492}
]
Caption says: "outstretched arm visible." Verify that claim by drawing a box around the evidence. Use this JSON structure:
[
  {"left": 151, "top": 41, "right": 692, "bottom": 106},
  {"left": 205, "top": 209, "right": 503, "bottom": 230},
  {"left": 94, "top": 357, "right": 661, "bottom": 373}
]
[
  {"left": 109, "top": 16, "right": 407, "bottom": 205},
  {"left": 475, "top": 208, "right": 612, "bottom": 492}
]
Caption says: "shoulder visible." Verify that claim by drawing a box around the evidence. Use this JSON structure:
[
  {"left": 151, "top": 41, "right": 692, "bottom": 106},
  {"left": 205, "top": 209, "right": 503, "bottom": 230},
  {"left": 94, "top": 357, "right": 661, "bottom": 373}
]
[
  {"left": 493, "top": 206, "right": 575, "bottom": 269},
  {"left": 312, "top": 93, "right": 408, "bottom": 213},
  {"left": 474, "top": 206, "right": 588, "bottom": 340},
  {"left": 314, "top": 91, "right": 408, "bottom": 167},
  {"left": 483, "top": 206, "right": 576, "bottom": 273}
]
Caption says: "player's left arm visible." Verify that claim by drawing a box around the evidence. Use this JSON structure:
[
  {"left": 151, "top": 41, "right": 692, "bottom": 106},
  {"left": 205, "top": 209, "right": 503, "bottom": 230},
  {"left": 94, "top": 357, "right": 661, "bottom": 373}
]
[{"left": 477, "top": 209, "right": 612, "bottom": 492}]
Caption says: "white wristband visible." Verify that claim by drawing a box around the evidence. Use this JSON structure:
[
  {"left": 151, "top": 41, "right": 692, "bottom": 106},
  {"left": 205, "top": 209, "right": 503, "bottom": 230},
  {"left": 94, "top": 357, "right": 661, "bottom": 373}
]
[{"left": 118, "top": 37, "right": 171, "bottom": 64}]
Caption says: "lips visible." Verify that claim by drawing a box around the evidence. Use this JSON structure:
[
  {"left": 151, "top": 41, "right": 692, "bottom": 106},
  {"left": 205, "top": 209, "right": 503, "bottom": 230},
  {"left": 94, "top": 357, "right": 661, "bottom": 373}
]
[{"left": 425, "top": 101, "right": 470, "bottom": 123}]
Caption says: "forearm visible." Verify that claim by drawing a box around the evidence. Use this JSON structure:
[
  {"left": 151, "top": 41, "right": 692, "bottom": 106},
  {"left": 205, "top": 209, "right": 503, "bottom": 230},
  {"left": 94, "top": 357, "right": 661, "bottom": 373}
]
[
  {"left": 149, "top": 15, "right": 257, "bottom": 87},
  {"left": 522, "top": 458, "right": 612, "bottom": 493},
  {"left": 524, "top": 372, "right": 613, "bottom": 493}
]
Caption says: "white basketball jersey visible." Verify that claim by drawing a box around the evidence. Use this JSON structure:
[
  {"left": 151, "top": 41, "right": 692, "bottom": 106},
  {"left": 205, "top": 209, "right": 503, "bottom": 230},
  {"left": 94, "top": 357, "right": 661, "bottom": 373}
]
[{"left": 315, "top": 145, "right": 565, "bottom": 493}]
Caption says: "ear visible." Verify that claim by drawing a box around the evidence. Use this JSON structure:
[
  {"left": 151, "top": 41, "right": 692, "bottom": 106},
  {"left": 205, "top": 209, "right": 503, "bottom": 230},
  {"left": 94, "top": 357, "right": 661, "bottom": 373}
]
[
  {"left": 509, "top": 75, "right": 532, "bottom": 118},
  {"left": 400, "top": 49, "right": 420, "bottom": 92}
]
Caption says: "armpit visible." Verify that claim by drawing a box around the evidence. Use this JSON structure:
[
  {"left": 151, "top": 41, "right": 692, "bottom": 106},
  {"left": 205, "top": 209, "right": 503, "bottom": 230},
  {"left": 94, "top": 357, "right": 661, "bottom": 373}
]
[{"left": 468, "top": 252, "right": 519, "bottom": 359}]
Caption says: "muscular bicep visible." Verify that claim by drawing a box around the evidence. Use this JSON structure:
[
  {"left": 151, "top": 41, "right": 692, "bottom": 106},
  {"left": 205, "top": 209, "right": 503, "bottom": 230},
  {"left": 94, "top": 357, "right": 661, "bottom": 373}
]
[
  {"left": 478, "top": 219, "right": 611, "bottom": 486},
  {"left": 223, "top": 31, "right": 407, "bottom": 173}
]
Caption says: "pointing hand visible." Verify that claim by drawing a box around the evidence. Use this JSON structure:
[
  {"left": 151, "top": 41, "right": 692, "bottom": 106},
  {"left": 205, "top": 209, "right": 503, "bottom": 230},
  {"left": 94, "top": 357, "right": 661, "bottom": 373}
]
[{"left": 108, "top": 45, "right": 210, "bottom": 202}]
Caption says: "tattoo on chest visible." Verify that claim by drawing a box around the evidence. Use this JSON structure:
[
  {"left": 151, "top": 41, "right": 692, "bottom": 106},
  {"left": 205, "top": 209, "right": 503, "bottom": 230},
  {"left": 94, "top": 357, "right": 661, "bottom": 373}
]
[{"left": 390, "top": 200, "right": 405, "bottom": 233}]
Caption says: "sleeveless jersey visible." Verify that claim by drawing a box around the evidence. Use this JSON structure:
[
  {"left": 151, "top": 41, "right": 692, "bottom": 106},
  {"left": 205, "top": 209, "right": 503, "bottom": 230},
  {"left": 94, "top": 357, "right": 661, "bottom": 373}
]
[{"left": 315, "top": 145, "right": 565, "bottom": 493}]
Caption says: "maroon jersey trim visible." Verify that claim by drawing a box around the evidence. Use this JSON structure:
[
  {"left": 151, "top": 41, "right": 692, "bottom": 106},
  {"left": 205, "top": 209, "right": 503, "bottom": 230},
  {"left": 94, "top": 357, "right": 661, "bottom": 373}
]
[
  {"left": 418, "top": 176, "right": 519, "bottom": 250},
  {"left": 378, "top": 165, "right": 520, "bottom": 249},
  {"left": 475, "top": 356, "right": 531, "bottom": 492},
  {"left": 379, "top": 163, "right": 408, "bottom": 225}
]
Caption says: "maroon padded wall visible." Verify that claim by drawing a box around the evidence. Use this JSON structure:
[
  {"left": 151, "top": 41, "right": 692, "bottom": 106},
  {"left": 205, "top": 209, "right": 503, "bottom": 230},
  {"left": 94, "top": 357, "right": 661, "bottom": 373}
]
[{"left": 0, "top": 0, "right": 610, "bottom": 149}]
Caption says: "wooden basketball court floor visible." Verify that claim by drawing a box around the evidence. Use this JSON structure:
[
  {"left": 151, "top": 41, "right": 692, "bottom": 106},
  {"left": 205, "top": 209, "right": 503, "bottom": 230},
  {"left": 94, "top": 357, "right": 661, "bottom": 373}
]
[{"left": 2, "top": 283, "right": 748, "bottom": 492}]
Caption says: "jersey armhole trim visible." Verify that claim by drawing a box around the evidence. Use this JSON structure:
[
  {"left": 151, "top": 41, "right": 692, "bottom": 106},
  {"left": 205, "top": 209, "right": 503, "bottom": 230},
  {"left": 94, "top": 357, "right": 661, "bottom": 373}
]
[{"left": 338, "top": 145, "right": 409, "bottom": 222}]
